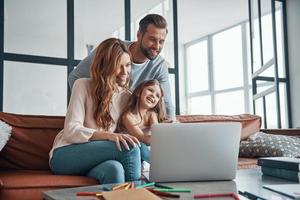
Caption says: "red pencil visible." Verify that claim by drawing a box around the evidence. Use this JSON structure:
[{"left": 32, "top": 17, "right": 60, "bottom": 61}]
[
  {"left": 147, "top": 188, "right": 180, "bottom": 198},
  {"left": 232, "top": 192, "right": 240, "bottom": 200},
  {"left": 194, "top": 192, "right": 239, "bottom": 199}
]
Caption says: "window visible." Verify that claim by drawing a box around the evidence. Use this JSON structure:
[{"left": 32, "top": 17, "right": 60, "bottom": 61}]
[
  {"left": 3, "top": 0, "right": 68, "bottom": 115},
  {"left": 1, "top": 0, "right": 180, "bottom": 116},
  {"left": 249, "top": 0, "right": 291, "bottom": 128},
  {"left": 4, "top": 0, "right": 67, "bottom": 58},
  {"left": 184, "top": 0, "right": 291, "bottom": 129},
  {"left": 213, "top": 26, "right": 244, "bottom": 90},
  {"left": 2, "top": 0, "right": 127, "bottom": 115},
  {"left": 3, "top": 61, "right": 67, "bottom": 115},
  {"left": 74, "top": 0, "right": 125, "bottom": 59},
  {"left": 185, "top": 23, "right": 251, "bottom": 115},
  {"left": 186, "top": 40, "right": 209, "bottom": 93}
]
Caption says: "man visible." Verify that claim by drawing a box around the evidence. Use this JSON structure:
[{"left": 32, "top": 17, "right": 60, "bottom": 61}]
[{"left": 68, "top": 14, "right": 175, "bottom": 119}]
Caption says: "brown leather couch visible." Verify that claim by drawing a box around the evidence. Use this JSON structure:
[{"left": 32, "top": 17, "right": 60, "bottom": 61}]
[
  {"left": 0, "top": 112, "right": 298, "bottom": 200},
  {"left": 0, "top": 112, "right": 98, "bottom": 200}
]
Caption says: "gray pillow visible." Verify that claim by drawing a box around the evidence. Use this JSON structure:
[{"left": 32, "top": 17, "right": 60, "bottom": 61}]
[{"left": 239, "top": 132, "right": 300, "bottom": 158}]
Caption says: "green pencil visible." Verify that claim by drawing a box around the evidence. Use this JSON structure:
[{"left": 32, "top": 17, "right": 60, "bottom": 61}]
[
  {"left": 136, "top": 182, "right": 155, "bottom": 188},
  {"left": 153, "top": 188, "right": 191, "bottom": 193}
]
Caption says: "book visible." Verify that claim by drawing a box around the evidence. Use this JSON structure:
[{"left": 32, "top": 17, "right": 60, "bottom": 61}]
[
  {"left": 258, "top": 157, "right": 300, "bottom": 171},
  {"left": 261, "top": 166, "right": 300, "bottom": 182},
  {"left": 263, "top": 184, "right": 300, "bottom": 199}
]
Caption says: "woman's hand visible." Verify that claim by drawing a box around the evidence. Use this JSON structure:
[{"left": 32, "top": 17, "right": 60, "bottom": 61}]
[{"left": 107, "top": 133, "right": 141, "bottom": 151}]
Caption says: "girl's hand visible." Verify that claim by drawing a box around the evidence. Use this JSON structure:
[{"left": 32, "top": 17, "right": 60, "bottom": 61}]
[{"left": 108, "top": 133, "right": 141, "bottom": 151}]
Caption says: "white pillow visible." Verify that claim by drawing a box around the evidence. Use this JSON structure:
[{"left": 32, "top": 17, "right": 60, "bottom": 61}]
[{"left": 0, "top": 120, "right": 12, "bottom": 151}]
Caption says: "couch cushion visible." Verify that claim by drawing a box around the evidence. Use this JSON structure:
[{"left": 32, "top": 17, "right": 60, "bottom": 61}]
[
  {"left": 176, "top": 114, "right": 261, "bottom": 140},
  {"left": 0, "top": 112, "right": 64, "bottom": 170},
  {"left": 237, "top": 158, "right": 258, "bottom": 169},
  {"left": 0, "top": 170, "right": 98, "bottom": 200},
  {"left": 0, "top": 170, "right": 98, "bottom": 189}
]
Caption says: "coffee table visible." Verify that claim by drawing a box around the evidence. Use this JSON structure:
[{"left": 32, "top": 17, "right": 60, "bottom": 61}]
[{"left": 42, "top": 168, "right": 295, "bottom": 200}]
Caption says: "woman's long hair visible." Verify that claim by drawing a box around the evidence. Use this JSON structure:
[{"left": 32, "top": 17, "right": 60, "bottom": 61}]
[
  {"left": 90, "top": 38, "right": 131, "bottom": 130},
  {"left": 117, "top": 79, "right": 166, "bottom": 131}
]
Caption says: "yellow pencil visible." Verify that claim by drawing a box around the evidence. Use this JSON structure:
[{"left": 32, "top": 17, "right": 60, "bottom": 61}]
[
  {"left": 124, "top": 182, "right": 132, "bottom": 190},
  {"left": 112, "top": 182, "right": 129, "bottom": 190}
]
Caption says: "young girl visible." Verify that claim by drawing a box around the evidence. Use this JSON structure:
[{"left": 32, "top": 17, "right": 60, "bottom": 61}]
[{"left": 118, "top": 79, "right": 166, "bottom": 162}]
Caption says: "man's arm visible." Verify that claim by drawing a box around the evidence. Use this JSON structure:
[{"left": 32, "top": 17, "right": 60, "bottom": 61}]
[
  {"left": 68, "top": 50, "right": 96, "bottom": 89},
  {"left": 158, "top": 62, "right": 176, "bottom": 120}
]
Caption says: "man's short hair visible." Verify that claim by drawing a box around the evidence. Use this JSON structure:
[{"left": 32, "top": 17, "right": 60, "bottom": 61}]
[{"left": 139, "top": 14, "right": 168, "bottom": 34}]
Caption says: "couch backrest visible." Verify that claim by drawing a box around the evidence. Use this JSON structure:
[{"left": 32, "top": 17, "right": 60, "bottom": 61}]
[
  {"left": 176, "top": 114, "right": 261, "bottom": 140},
  {"left": 0, "top": 112, "right": 64, "bottom": 170}
]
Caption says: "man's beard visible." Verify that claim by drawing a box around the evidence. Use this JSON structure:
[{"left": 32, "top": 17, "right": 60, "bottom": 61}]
[{"left": 139, "top": 43, "right": 161, "bottom": 60}]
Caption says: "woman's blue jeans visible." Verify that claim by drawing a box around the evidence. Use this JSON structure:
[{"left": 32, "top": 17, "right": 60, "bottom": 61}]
[
  {"left": 50, "top": 141, "right": 141, "bottom": 184},
  {"left": 140, "top": 143, "right": 150, "bottom": 163}
]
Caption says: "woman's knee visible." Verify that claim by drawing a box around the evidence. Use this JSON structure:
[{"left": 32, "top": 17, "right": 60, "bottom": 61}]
[
  {"left": 105, "top": 161, "right": 125, "bottom": 183},
  {"left": 127, "top": 146, "right": 141, "bottom": 157},
  {"left": 120, "top": 146, "right": 141, "bottom": 181},
  {"left": 87, "top": 160, "right": 125, "bottom": 184},
  {"left": 123, "top": 146, "right": 141, "bottom": 164}
]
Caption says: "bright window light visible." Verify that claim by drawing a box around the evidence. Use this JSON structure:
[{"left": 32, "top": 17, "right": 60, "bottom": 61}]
[
  {"left": 213, "top": 25, "right": 244, "bottom": 90},
  {"left": 186, "top": 40, "right": 209, "bottom": 93}
]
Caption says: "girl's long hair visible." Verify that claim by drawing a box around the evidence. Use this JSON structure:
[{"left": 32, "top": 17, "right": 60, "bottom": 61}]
[
  {"left": 117, "top": 79, "right": 166, "bottom": 131},
  {"left": 90, "top": 38, "right": 131, "bottom": 130}
]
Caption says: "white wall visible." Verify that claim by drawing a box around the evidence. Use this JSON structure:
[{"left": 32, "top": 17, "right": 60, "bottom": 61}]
[{"left": 286, "top": 0, "right": 300, "bottom": 127}]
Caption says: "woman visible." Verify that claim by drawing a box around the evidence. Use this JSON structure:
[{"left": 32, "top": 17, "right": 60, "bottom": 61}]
[{"left": 49, "top": 38, "right": 141, "bottom": 184}]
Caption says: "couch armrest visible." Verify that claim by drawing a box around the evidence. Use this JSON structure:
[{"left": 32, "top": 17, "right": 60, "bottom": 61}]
[{"left": 261, "top": 128, "right": 300, "bottom": 136}]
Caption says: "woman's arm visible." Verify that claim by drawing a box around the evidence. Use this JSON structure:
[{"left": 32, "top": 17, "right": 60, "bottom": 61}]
[
  {"left": 122, "top": 113, "right": 151, "bottom": 145},
  {"left": 63, "top": 79, "right": 140, "bottom": 150},
  {"left": 63, "top": 79, "right": 97, "bottom": 143}
]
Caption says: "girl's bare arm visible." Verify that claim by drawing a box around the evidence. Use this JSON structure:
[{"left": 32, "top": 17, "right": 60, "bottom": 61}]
[
  {"left": 149, "top": 111, "right": 159, "bottom": 125},
  {"left": 122, "top": 113, "right": 151, "bottom": 145}
]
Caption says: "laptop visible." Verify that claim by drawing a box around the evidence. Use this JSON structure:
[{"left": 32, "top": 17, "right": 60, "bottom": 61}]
[{"left": 149, "top": 122, "right": 241, "bottom": 182}]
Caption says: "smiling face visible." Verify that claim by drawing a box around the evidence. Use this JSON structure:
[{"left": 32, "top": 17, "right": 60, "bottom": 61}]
[
  {"left": 139, "top": 84, "right": 162, "bottom": 110},
  {"left": 115, "top": 53, "right": 131, "bottom": 87},
  {"left": 137, "top": 24, "right": 167, "bottom": 60}
]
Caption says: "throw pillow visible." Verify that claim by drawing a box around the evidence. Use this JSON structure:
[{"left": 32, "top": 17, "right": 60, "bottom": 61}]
[
  {"left": 239, "top": 132, "right": 300, "bottom": 158},
  {"left": 0, "top": 120, "right": 12, "bottom": 151}
]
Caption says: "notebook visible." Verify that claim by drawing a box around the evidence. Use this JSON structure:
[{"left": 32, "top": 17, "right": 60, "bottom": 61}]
[
  {"left": 149, "top": 122, "right": 241, "bottom": 182},
  {"left": 263, "top": 184, "right": 300, "bottom": 199}
]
